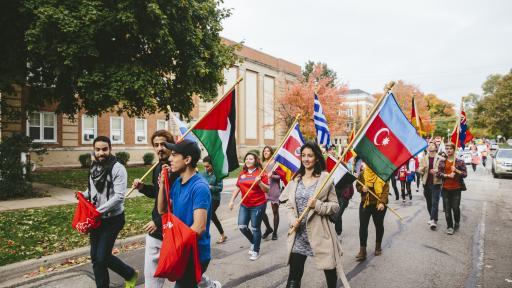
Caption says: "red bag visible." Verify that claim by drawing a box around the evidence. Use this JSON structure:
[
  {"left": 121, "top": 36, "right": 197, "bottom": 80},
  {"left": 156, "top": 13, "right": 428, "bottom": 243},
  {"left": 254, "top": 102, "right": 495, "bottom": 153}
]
[
  {"left": 154, "top": 168, "right": 202, "bottom": 283},
  {"left": 72, "top": 192, "right": 101, "bottom": 233}
]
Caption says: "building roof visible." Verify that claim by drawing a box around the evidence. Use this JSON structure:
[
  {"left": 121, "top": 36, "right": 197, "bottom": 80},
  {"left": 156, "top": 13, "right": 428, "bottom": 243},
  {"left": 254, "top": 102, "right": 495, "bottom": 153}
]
[{"left": 346, "top": 89, "right": 370, "bottom": 95}]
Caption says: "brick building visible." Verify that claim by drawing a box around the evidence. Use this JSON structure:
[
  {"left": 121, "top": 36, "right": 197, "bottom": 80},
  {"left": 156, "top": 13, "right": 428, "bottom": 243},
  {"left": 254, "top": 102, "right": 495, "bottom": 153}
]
[{"left": 0, "top": 39, "right": 301, "bottom": 168}]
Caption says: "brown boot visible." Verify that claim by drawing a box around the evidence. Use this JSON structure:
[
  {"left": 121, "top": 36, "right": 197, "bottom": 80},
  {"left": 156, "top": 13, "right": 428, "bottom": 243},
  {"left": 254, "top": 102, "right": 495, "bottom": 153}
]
[
  {"left": 355, "top": 246, "right": 367, "bottom": 261},
  {"left": 375, "top": 242, "right": 382, "bottom": 256}
]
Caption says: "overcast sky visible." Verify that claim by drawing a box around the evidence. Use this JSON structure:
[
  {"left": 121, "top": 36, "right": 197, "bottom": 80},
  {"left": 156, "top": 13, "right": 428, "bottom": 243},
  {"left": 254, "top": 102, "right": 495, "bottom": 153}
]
[{"left": 220, "top": 0, "right": 512, "bottom": 105}]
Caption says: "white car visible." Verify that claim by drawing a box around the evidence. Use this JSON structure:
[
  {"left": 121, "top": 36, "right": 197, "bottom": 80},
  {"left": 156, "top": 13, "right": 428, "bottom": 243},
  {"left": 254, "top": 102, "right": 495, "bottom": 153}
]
[
  {"left": 458, "top": 151, "right": 472, "bottom": 165},
  {"left": 492, "top": 149, "right": 512, "bottom": 178}
]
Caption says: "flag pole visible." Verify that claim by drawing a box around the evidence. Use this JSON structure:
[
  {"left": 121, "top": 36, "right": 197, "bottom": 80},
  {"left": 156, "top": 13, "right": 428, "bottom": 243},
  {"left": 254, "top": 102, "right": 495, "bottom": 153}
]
[
  {"left": 125, "top": 104, "right": 175, "bottom": 198},
  {"left": 238, "top": 114, "right": 302, "bottom": 206},
  {"left": 178, "top": 76, "right": 243, "bottom": 142},
  {"left": 289, "top": 81, "right": 402, "bottom": 235}
]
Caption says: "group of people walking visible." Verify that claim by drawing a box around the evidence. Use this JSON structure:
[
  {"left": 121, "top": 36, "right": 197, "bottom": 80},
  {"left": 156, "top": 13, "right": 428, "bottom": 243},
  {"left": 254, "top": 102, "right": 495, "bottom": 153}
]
[{"left": 80, "top": 130, "right": 468, "bottom": 288}]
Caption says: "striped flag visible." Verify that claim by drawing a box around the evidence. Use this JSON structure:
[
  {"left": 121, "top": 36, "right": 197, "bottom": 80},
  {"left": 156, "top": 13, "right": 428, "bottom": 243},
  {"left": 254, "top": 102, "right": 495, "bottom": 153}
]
[
  {"left": 274, "top": 163, "right": 292, "bottom": 186},
  {"left": 326, "top": 154, "right": 337, "bottom": 173},
  {"left": 411, "top": 96, "right": 426, "bottom": 137},
  {"left": 275, "top": 122, "right": 305, "bottom": 175},
  {"left": 343, "top": 128, "right": 356, "bottom": 163},
  {"left": 314, "top": 93, "right": 331, "bottom": 147},
  {"left": 171, "top": 113, "right": 198, "bottom": 143}
]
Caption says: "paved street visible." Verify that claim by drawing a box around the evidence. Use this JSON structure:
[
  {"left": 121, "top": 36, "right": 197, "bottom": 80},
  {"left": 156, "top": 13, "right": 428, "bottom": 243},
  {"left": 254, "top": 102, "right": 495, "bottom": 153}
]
[{"left": 12, "top": 166, "right": 512, "bottom": 287}]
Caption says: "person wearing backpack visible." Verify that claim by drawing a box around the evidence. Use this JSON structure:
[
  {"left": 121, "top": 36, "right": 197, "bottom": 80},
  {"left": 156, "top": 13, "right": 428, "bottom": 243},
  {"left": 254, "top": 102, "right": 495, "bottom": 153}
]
[{"left": 81, "top": 136, "right": 137, "bottom": 288}]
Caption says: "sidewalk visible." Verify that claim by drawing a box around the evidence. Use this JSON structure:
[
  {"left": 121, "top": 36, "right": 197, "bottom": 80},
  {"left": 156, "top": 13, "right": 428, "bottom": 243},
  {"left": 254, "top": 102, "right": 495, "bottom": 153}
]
[{"left": 0, "top": 178, "right": 238, "bottom": 212}]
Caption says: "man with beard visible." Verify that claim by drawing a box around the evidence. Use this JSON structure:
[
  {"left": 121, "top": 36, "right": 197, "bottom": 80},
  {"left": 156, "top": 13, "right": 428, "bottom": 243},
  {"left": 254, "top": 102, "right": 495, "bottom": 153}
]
[
  {"left": 81, "top": 136, "right": 137, "bottom": 288},
  {"left": 132, "top": 130, "right": 176, "bottom": 287}
]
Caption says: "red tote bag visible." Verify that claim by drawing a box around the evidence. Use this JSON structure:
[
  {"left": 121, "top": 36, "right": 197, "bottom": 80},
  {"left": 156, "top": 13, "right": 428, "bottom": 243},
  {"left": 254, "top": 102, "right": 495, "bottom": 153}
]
[
  {"left": 72, "top": 192, "right": 101, "bottom": 233},
  {"left": 154, "top": 168, "right": 202, "bottom": 283}
]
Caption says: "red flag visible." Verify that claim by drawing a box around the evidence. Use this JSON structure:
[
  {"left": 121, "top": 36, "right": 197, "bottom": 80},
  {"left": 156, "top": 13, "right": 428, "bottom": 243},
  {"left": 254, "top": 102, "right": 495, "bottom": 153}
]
[
  {"left": 343, "top": 128, "right": 356, "bottom": 163},
  {"left": 326, "top": 154, "right": 337, "bottom": 172}
]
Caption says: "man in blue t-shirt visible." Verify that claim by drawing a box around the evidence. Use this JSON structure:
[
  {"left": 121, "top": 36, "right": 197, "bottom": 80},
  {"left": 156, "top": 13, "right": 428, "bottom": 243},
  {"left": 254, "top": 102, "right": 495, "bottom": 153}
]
[{"left": 157, "top": 139, "right": 215, "bottom": 287}]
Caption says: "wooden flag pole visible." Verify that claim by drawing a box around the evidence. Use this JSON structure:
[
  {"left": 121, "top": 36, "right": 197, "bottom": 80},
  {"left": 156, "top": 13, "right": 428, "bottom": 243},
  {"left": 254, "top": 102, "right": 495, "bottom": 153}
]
[
  {"left": 288, "top": 81, "right": 400, "bottom": 235},
  {"left": 238, "top": 114, "right": 301, "bottom": 206},
  {"left": 355, "top": 179, "right": 403, "bottom": 221},
  {"left": 178, "top": 76, "right": 243, "bottom": 142}
]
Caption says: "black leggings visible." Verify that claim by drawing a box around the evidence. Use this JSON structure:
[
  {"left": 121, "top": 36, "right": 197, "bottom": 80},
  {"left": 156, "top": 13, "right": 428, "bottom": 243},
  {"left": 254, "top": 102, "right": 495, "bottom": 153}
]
[
  {"left": 263, "top": 203, "right": 280, "bottom": 232},
  {"left": 359, "top": 203, "right": 387, "bottom": 247},
  {"left": 400, "top": 181, "right": 411, "bottom": 199},
  {"left": 287, "top": 252, "right": 337, "bottom": 288},
  {"left": 391, "top": 178, "right": 399, "bottom": 199},
  {"left": 211, "top": 199, "right": 224, "bottom": 235}
]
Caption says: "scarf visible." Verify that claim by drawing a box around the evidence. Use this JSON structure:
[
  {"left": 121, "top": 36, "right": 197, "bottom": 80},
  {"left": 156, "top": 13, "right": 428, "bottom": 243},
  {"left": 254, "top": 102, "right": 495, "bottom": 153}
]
[
  {"left": 362, "top": 167, "right": 384, "bottom": 208},
  {"left": 90, "top": 155, "right": 117, "bottom": 194}
]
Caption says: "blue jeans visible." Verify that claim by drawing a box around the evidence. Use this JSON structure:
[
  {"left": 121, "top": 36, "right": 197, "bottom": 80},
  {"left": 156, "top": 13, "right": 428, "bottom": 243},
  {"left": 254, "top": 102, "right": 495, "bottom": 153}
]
[
  {"left": 89, "top": 213, "right": 135, "bottom": 288},
  {"left": 424, "top": 184, "right": 441, "bottom": 221},
  {"left": 238, "top": 203, "right": 266, "bottom": 253}
]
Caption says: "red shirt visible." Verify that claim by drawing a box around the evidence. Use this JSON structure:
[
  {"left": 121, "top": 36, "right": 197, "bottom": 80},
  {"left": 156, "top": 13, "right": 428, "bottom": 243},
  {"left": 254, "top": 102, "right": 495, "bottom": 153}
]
[{"left": 237, "top": 168, "right": 269, "bottom": 207}]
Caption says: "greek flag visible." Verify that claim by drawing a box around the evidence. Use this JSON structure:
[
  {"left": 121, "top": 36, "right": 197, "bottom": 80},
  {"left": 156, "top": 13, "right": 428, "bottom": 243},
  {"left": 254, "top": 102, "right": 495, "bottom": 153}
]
[{"left": 314, "top": 93, "right": 331, "bottom": 147}]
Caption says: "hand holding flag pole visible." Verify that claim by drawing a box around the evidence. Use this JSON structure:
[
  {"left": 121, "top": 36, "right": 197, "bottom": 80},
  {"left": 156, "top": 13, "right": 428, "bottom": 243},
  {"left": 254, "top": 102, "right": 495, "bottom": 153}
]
[
  {"left": 288, "top": 81, "right": 403, "bottom": 235},
  {"left": 238, "top": 114, "right": 301, "bottom": 206}
]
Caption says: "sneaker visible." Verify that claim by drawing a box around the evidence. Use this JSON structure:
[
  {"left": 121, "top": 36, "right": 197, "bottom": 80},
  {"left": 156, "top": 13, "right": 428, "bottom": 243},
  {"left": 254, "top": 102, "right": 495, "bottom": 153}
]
[
  {"left": 271, "top": 233, "right": 278, "bottom": 240},
  {"left": 395, "top": 196, "right": 399, "bottom": 201},
  {"left": 336, "top": 233, "right": 343, "bottom": 243},
  {"left": 454, "top": 222, "right": 460, "bottom": 231},
  {"left": 125, "top": 270, "right": 138, "bottom": 288},
  {"left": 248, "top": 244, "right": 254, "bottom": 255},
  {"left": 430, "top": 221, "right": 437, "bottom": 231},
  {"left": 402, "top": 199, "right": 406, "bottom": 204},
  {"left": 249, "top": 251, "right": 260, "bottom": 261},
  {"left": 262, "top": 228, "right": 274, "bottom": 239},
  {"left": 427, "top": 220, "right": 433, "bottom": 225},
  {"left": 446, "top": 228, "right": 454, "bottom": 235},
  {"left": 211, "top": 280, "right": 222, "bottom": 288},
  {"left": 216, "top": 235, "right": 228, "bottom": 244}
]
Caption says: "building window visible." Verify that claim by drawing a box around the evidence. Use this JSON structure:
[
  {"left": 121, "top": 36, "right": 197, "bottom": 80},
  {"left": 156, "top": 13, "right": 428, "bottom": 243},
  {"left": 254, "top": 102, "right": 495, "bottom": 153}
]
[
  {"left": 157, "top": 120, "right": 168, "bottom": 131},
  {"left": 224, "top": 67, "right": 238, "bottom": 93},
  {"left": 110, "top": 117, "right": 124, "bottom": 144},
  {"left": 82, "top": 115, "right": 97, "bottom": 144},
  {"left": 135, "top": 118, "right": 147, "bottom": 144},
  {"left": 347, "top": 108, "right": 353, "bottom": 117},
  {"left": 245, "top": 70, "right": 258, "bottom": 139},
  {"left": 263, "top": 76, "right": 275, "bottom": 139},
  {"left": 27, "top": 112, "right": 57, "bottom": 142}
]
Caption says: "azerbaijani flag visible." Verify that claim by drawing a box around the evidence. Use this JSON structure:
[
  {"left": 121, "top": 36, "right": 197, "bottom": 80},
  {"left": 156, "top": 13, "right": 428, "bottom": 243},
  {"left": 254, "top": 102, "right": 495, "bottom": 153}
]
[
  {"left": 192, "top": 89, "right": 239, "bottom": 180},
  {"left": 352, "top": 92, "right": 427, "bottom": 181},
  {"left": 411, "top": 96, "right": 426, "bottom": 137}
]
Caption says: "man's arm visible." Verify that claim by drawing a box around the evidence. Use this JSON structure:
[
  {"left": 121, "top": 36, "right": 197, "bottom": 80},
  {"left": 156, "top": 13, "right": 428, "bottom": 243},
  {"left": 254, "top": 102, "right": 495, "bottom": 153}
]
[
  {"left": 190, "top": 208, "right": 208, "bottom": 235},
  {"left": 96, "top": 164, "right": 126, "bottom": 214}
]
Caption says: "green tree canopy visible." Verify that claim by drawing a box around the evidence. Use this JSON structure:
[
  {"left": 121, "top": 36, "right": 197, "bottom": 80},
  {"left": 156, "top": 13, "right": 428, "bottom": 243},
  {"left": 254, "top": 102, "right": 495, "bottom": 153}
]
[
  {"left": 302, "top": 60, "right": 338, "bottom": 87},
  {"left": 0, "top": 0, "right": 238, "bottom": 117}
]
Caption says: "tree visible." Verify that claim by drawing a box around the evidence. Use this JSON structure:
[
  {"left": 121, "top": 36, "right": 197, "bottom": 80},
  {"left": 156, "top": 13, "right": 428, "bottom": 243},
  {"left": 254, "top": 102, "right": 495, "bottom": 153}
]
[
  {"left": 0, "top": 0, "right": 238, "bottom": 118},
  {"left": 302, "top": 61, "right": 338, "bottom": 88},
  {"left": 482, "top": 74, "right": 503, "bottom": 97},
  {"left": 473, "top": 70, "right": 512, "bottom": 137},
  {"left": 277, "top": 63, "right": 347, "bottom": 140},
  {"left": 424, "top": 93, "right": 456, "bottom": 138}
]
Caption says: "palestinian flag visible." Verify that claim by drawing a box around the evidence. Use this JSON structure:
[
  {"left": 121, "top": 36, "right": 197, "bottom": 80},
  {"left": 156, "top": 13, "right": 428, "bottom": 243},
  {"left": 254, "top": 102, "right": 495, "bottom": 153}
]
[
  {"left": 352, "top": 92, "right": 427, "bottom": 181},
  {"left": 192, "top": 89, "right": 239, "bottom": 180},
  {"left": 332, "top": 161, "right": 357, "bottom": 191}
]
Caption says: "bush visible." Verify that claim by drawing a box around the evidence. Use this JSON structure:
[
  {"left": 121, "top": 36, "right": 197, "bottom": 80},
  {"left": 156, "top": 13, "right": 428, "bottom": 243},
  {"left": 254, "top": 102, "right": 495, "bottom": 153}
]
[
  {"left": 78, "top": 153, "right": 92, "bottom": 168},
  {"left": 115, "top": 151, "right": 130, "bottom": 165},
  {"left": 0, "top": 134, "right": 46, "bottom": 200},
  {"left": 143, "top": 153, "right": 155, "bottom": 165}
]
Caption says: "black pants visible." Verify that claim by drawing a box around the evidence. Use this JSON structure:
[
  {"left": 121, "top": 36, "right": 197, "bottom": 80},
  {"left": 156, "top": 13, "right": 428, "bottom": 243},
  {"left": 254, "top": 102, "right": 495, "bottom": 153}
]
[
  {"left": 442, "top": 189, "right": 461, "bottom": 229},
  {"left": 400, "top": 181, "right": 411, "bottom": 199},
  {"left": 175, "top": 256, "right": 209, "bottom": 288},
  {"left": 390, "top": 178, "right": 400, "bottom": 199},
  {"left": 471, "top": 163, "right": 477, "bottom": 172},
  {"left": 90, "top": 213, "right": 135, "bottom": 288},
  {"left": 415, "top": 172, "right": 421, "bottom": 189},
  {"left": 482, "top": 156, "right": 487, "bottom": 167},
  {"left": 423, "top": 185, "right": 432, "bottom": 217},
  {"left": 333, "top": 199, "right": 349, "bottom": 235},
  {"left": 287, "top": 252, "right": 337, "bottom": 288},
  {"left": 211, "top": 199, "right": 224, "bottom": 235},
  {"left": 359, "top": 203, "right": 387, "bottom": 247}
]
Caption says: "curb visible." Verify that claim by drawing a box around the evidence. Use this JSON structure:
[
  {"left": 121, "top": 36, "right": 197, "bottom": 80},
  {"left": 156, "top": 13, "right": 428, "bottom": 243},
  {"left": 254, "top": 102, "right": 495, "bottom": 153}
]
[{"left": 0, "top": 234, "right": 146, "bottom": 287}]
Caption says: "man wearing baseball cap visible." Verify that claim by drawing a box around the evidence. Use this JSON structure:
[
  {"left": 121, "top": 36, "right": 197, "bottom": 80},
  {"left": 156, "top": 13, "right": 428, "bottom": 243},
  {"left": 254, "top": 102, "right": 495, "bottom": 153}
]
[{"left": 157, "top": 139, "right": 220, "bottom": 287}]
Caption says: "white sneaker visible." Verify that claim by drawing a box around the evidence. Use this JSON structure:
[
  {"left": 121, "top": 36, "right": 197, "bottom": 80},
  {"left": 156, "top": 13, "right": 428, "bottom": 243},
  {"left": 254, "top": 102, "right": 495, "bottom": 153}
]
[
  {"left": 248, "top": 244, "right": 254, "bottom": 255},
  {"left": 446, "top": 228, "right": 454, "bottom": 235},
  {"left": 249, "top": 251, "right": 260, "bottom": 261},
  {"left": 427, "top": 220, "right": 433, "bottom": 225},
  {"left": 430, "top": 221, "right": 437, "bottom": 231},
  {"left": 211, "top": 280, "right": 222, "bottom": 288}
]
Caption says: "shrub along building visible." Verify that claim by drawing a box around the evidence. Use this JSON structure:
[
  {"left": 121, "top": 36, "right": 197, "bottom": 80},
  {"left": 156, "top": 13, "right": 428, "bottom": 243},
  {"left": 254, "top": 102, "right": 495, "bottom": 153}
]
[{"left": 0, "top": 39, "right": 301, "bottom": 168}]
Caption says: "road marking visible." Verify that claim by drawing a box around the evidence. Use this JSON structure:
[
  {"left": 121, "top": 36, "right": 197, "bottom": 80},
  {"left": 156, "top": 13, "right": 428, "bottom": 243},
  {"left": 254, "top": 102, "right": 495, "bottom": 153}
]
[{"left": 465, "top": 201, "right": 487, "bottom": 288}]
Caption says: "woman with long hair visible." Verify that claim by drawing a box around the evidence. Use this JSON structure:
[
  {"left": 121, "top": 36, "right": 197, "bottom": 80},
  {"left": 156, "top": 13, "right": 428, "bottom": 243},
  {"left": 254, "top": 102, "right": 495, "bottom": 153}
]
[
  {"left": 261, "top": 145, "right": 282, "bottom": 240},
  {"left": 228, "top": 152, "right": 269, "bottom": 261},
  {"left": 279, "top": 142, "right": 343, "bottom": 288}
]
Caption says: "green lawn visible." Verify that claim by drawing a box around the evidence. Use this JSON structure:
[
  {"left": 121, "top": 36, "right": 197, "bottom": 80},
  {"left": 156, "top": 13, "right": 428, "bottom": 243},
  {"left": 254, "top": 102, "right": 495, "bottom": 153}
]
[
  {"left": 32, "top": 163, "right": 241, "bottom": 191},
  {"left": 0, "top": 196, "right": 154, "bottom": 266}
]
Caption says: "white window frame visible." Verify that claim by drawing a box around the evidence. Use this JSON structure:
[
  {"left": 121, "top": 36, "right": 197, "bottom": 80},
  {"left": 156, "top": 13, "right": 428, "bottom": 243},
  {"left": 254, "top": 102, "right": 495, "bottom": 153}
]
[
  {"left": 156, "top": 119, "right": 168, "bottom": 131},
  {"left": 135, "top": 118, "right": 148, "bottom": 144},
  {"left": 110, "top": 117, "right": 124, "bottom": 144},
  {"left": 81, "top": 115, "right": 97, "bottom": 144},
  {"left": 347, "top": 108, "right": 353, "bottom": 117},
  {"left": 26, "top": 112, "right": 57, "bottom": 143}
]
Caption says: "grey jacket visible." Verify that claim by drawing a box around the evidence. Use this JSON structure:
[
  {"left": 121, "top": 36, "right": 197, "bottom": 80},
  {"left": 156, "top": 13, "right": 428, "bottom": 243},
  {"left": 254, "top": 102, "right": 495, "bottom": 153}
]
[{"left": 82, "top": 162, "right": 127, "bottom": 218}]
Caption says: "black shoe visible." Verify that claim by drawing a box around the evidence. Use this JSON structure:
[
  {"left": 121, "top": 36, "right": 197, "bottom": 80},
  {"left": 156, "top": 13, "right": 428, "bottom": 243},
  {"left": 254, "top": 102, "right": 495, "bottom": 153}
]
[
  {"left": 454, "top": 222, "right": 460, "bottom": 231},
  {"left": 286, "top": 280, "right": 301, "bottom": 288},
  {"left": 262, "top": 228, "right": 273, "bottom": 239},
  {"left": 409, "top": 194, "right": 412, "bottom": 200},
  {"left": 395, "top": 196, "right": 399, "bottom": 201},
  {"left": 271, "top": 233, "right": 278, "bottom": 240}
]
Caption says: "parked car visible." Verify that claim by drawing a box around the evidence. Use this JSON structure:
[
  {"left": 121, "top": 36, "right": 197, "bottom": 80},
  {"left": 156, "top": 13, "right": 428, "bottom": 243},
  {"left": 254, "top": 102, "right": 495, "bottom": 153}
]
[{"left": 492, "top": 148, "right": 512, "bottom": 178}]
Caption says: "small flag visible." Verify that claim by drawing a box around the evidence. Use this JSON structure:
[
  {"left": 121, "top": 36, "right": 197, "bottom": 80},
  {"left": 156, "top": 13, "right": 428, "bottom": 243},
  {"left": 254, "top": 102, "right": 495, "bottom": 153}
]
[
  {"left": 450, "top": 110, "right": 474, "bottom": 150},
  {"left": 326, "top": 154, "right": 337, "bottom": 172},
  {"left": 343, "top": 128, "right": 356, "bottom": 163},
  {"left": 352, "top": 92, "right": 428, "bottom": 181},
  {"left": 411, "top": 96, "right": 426, "bottom": 137},
  {"left": 314, "top": 93, "right": 331, "bottom": 147},
  {"left": 332, "top": 162, "right": 357, "bottom": 191},
  {"left": 171, "top": 113, "right": 198, "bottom": 143},
  {"left": 274, "top": 163, "right": 292, "bottom": 186},
  {"left": 275, "top": 122, "right": 305, "bottom": 174},
  {"left": 192, "top": 88, "right": 239, "bottom": 180}
]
